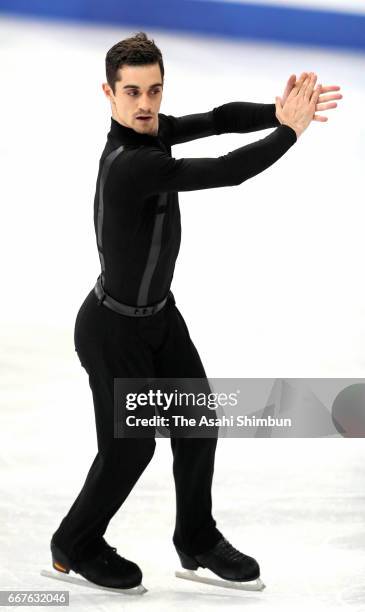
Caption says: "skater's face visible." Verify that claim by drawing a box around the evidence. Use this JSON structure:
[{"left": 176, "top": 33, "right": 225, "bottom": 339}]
[{"left": 102, "top": 63, "right": 163, "bottom": 136}]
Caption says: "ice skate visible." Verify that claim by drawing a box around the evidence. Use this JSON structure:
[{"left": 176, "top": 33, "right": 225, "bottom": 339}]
[
  {"left": 175, "top": 536, "right": 265, "bottom": 592},
  {"left": 40, "top": 538, "right": 147, "bottom": 595}
]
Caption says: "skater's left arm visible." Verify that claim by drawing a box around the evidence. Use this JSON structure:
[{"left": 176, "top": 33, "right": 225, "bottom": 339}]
[
  {"left": 161, "top": 102, "right": 280, "bottom": 147},
  {"left": 212, "top": 73, "right": 342, "bottom": 133},
  {"left": 162, "top": 72, "right": 341, "bottom": 145}
]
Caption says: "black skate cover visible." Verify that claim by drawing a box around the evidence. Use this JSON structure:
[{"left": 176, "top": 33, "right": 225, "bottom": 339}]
[
  {"left": 50, "top": 538, "right": 143, "bottom": 590},
  {"left": 176, "top": 536, "right": 260, "bottom": 582}
]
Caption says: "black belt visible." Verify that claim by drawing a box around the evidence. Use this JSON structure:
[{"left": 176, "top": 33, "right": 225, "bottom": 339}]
[{"left": 93, "top": 275, "right": 173, "bottom": 317}]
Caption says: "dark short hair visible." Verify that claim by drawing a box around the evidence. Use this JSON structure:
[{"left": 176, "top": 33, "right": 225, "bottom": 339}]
[{"left": 105, "top": 31, "right": 164, "bottom": 94}]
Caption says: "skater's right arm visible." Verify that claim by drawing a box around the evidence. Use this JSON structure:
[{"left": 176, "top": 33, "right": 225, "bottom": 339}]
[
  {"left": 129, "top": 74, "right": 320, "bottom": 197},
  {"left": 130, "top": 125, "right": 297, "bottom": 196}
]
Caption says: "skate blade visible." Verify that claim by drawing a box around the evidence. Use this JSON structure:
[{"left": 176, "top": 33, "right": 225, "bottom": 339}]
[
  {"left": 40, "top": 569, "right": 148, "bottom": 595},
  {"left": 175, "top": 569, "right": 265, "bottom": 591}
]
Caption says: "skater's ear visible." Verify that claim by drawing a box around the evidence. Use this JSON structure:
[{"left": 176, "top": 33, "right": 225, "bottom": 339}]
[{"left": 102, "top": 82, "right": 115, "bottom": 102}]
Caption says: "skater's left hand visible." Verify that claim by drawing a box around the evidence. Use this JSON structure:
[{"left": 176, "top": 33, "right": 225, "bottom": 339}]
[{"left": 278, "top": 72, "right": 342, "bottom": 122}]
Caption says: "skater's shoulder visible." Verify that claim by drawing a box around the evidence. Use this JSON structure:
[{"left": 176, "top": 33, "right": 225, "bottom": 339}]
[
  {"left": 127, "top": 144, "right": 174, "bottom": 186},
  {"left": 157, "top": 112, "right": 173, "bottom": 142}
]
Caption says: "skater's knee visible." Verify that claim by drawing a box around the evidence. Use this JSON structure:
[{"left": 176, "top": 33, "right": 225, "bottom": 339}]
[
  {"left": 100, "top": 437, "right": 156, "bottom": 470},
  {"left": 135, "top": 437, "right": 156, "bottom": 466},
  {"left": 128, "top": 437, "right": 156, "bottom": 463}
]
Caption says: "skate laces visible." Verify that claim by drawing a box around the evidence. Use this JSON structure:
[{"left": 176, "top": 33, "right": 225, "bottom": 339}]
[
  {"left": 98, "top": 542, "right": 118, "bottom": 563},
  {"left": 215, "top": 538, "right": 246, "bottom": 562},
  {"left": 99, "top": 542, "right": 135, "bottom": 569}
]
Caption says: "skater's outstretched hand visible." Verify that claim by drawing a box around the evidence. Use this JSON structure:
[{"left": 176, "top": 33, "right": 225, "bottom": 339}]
[
  {"left": 275, "top": 72, "right": 323, "bottom": 138},
  {"left": 278, "top": 72, "right": 342, "bottom": 124}
]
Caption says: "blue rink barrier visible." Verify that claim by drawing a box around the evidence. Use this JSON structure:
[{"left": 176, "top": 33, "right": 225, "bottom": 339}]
[{"left": 0, "top": 0, "right": 364, "bottom": 53}]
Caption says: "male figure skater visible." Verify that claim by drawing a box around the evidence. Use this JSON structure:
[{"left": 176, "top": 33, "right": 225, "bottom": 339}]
[{"left": 50, "top": 32, "right": 341, "bottom": 592}]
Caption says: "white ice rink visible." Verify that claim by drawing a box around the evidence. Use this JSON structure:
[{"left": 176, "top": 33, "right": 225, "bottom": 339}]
[{"left": 1, "top": 13, "right": 365, "bottom": 611}]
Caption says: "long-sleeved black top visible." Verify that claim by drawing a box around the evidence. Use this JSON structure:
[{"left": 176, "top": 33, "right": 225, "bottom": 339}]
[{"left": 93, "top": 102, "right": 297, "bottom": 306}]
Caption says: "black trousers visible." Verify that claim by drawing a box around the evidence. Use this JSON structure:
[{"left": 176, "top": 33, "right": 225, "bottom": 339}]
[{"left": 52, "top": 287, "right": 222, "bottom": 562}]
